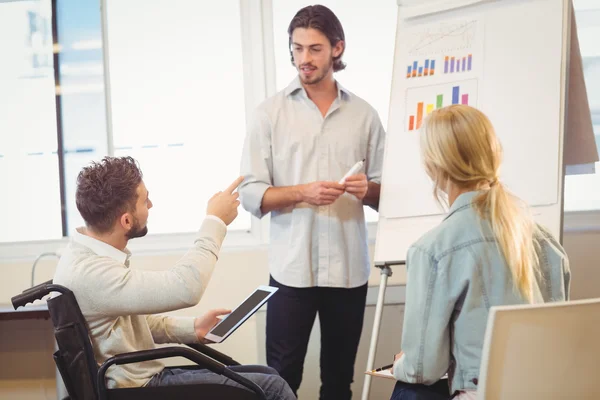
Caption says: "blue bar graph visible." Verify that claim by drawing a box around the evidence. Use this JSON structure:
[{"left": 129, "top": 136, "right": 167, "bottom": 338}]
[
  {"left": 452, "top": 86, "right": 460, "bottom": 104},
  {"left": 406, "top": 59, "right": 436, "bottom": 78}
]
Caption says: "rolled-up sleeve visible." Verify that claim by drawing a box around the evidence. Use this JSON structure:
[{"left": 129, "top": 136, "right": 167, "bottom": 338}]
[
  {"left": 365, "top": 109, "right": 386, "bottom": 184},
  {"left": 239, "top": 109, "right": 273, "bottom": 218}
]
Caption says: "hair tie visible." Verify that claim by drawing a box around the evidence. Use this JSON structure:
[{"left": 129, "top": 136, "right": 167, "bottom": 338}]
[{"left": 489, "top": 178, "right": 499, "bottom": 187}]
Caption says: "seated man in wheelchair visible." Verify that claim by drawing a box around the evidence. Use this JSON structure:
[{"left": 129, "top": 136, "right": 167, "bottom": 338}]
[{"left": 53, "top": 156, "right": 295, "bottom": 400}]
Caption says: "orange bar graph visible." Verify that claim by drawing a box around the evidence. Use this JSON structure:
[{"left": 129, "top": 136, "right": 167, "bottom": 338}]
[
  {"left": 409, "top": 115, "right": 415, "bottom": 131},
  {"left": 416, "top": 102, "right": 424, "bottom": 129}
]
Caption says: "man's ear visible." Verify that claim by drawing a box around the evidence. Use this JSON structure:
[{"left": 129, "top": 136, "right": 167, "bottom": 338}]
[
  {"left": 333, "top": 40, "right": 344, "bottom": 58},
  {"left": 119, "top": 212, "right": 133, "bottom": 231}
]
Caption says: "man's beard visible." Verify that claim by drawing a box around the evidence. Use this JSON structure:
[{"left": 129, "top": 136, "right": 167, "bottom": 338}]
[
  {"left": 299, "top": 59, "right": 333, "bottom": 85},
  {"left": 126, "top": 216, "right": 148, "bottom": 239}
]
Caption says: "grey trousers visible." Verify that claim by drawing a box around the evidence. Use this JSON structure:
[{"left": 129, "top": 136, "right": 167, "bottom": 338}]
[{"left": 146, "top": 364, "right": 296, "bottom": 400}]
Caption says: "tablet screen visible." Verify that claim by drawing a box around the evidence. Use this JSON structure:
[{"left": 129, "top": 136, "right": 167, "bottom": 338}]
[{"left": 209, "top": 288, "right": 273, "bottom": 337}]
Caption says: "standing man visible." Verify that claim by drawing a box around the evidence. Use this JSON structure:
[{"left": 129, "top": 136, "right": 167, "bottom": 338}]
[{"left": 239, "top": 5, "right": 386, "bottom": 399}]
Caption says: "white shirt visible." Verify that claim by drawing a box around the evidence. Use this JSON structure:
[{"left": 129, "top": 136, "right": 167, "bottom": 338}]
[
  {"left": 239, "top": 77, "right": 386, "bottom": 288},
  {"left": 53, "top": 217, "right": 227, "bottom": 388}
]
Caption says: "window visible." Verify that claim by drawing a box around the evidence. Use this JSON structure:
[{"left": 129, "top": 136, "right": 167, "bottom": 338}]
[
  {"left": 272, "top": 0, "right": 397, "bottom": 222},
  {"left": 58, "top": 0, "right": 109, "bottom": 234},
  {"left": 564, "top": 0, "right": 600, "bottom": 212},
  {"left": 0, "top": 0, "right": 62, "bottom": 242},
  {"left": 3, "top": 0, "right": 398, "bottom": 251},
  {"left": 105, "top": 0, "right": 251, "bottom": 233}
]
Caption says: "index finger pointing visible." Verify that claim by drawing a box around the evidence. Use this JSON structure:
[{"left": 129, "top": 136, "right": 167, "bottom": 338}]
[{"left": 226, "top": 176, "right": 244, "bottom": 194}]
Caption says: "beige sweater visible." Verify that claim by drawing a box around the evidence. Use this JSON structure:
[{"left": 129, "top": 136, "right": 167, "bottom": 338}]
[{"left": 53, "top": 217, "right": 226, "bottom": 388}]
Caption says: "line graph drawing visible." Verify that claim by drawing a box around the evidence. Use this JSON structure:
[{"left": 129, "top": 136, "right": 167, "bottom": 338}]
[{"left": 408, "top": 20, "right": 477, "bottom": 57}]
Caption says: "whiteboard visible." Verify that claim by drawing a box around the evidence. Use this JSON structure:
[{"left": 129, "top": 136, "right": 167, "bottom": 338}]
[{"left": 375, "top": 0, "right": 569, "bottom": 269}]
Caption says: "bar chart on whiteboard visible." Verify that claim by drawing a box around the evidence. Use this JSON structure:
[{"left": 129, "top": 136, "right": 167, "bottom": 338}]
[
  {"left": 401, "top": 18, "right": 484, "bottom": 133},
  {"left": 405, "top": 79, "right": 479, "bottom": 132}
]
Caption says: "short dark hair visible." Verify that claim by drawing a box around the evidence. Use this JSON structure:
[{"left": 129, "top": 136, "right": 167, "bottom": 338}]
[
  {"left": 287, "top": 5, "right": 346, "bottom": 72},
  {"left": 76, "top": 156, "right": 143, "bottom": 233}
]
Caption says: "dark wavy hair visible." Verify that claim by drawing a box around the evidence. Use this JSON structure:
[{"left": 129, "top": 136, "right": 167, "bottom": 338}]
[
  {"left": 287, "top": 5, "right": 346, "bottom": 72},
  {"left": 75, "top": 156, "right": 143, "bottom": 233}
]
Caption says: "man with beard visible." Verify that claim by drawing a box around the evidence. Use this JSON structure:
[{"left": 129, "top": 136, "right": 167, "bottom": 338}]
[
  {"left": 239, "top": 5, "right": 386, "bottom": 399},
  {"left": 53, "top": 156, "right": 295, "bottom": 399}
]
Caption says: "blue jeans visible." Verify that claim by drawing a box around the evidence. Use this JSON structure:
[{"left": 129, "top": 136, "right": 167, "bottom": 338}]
[
  {"left": 390, "top": 379, "right": 451, "bottom": 400},
  {"left": 146, "top": 364, "right": 296, "bottom": 400}
]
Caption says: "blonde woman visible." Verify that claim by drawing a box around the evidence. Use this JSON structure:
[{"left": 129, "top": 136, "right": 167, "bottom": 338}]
[{"left": 390, "top": 105, "right": 571, "bottom": 400}]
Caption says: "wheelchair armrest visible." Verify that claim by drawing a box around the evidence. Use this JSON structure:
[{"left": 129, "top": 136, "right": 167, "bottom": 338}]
[
  {"left": 186, "top": 342, "right": 241, "bottom": 366},
  {"left": 97, "top": 346, "right": 266, "bottom": 400}
]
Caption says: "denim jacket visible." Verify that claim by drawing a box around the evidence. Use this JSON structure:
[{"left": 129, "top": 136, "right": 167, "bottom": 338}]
[{"left": 392, "top": 191, "right": 571, "bottom": 393}]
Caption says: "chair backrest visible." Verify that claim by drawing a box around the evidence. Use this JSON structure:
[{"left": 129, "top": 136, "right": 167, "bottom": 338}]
[
  {"left": 477, "top": 298, "right": 600, "bottom": 400},
  {"left": 48, "top": 289, "right": 100, "bottom": 400}
]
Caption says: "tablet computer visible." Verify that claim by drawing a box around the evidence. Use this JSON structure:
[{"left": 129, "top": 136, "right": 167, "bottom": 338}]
[{"left": 204, "top": 285, "right": 278, "bottom": 343}]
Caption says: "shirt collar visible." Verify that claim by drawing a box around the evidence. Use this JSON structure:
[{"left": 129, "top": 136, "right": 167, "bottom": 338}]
[
  {"left": 284, "top": 76, "right": 351, "bottom": 100},
  {"left": 72, "top": 227, "right": 131, "bottom": 265},
  {"left": 443, "top": 191, "right": 481, "bottom": 221}
]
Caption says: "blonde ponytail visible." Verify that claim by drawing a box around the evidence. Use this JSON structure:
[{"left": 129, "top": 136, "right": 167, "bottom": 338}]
[
  {"left": 472, "top": 182, "right": 539, "bottom": 303},
  {"left": 421, "top": 105, "right": 540, "bottom": 302}
]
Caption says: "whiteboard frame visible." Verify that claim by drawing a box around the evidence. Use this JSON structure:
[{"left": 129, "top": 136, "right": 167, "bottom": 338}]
[{"left": 374, "top": 0, "right": 571, "bottom": 272}]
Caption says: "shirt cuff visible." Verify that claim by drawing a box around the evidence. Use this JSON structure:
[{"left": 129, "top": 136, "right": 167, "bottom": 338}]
[
  {"left": 170, "top": 316, "right": 199, "bottom": 344},
  {"left": 240, "top": 181, "right": 271, "bottom": 218},
  {"left": 205, "top": 215, "right": 227, "bottom": 228},
  {"left": 392, "top": 353, "right": 410, "bottom": 382}
]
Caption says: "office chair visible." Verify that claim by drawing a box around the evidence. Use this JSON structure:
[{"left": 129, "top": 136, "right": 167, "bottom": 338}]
[
  {"left": 477, "top": 298, "right": 600, "bottom": 399},
  {"left": 12, "top": 280, "right": 266, "bottom": 400}
]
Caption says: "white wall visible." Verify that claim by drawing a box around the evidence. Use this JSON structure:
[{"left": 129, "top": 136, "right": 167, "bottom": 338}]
[{"left": 1, "top": 229, "right": 599, "bottom": 400}]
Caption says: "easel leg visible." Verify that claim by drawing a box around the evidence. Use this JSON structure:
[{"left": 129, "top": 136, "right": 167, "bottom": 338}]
[{"left": 361, "top": 265, "right": 392, "bottom": 400}]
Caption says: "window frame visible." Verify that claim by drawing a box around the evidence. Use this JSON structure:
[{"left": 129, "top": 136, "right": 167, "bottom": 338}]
[{"left": 52, "top": 0, "right": 68, "bottom": 236}]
